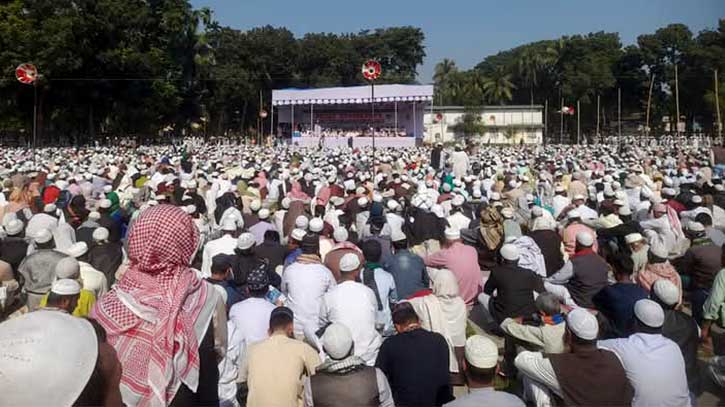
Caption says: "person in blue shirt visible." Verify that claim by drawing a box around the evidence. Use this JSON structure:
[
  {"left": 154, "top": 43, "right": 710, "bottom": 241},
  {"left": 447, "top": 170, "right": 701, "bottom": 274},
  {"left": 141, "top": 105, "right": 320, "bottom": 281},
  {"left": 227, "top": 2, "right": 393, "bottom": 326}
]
[
  {"left": 593, "top": 255, "right": 648, "bottom": 338},
  {"left": 206, "top": 254, "right": 246, "bottom": 310}
]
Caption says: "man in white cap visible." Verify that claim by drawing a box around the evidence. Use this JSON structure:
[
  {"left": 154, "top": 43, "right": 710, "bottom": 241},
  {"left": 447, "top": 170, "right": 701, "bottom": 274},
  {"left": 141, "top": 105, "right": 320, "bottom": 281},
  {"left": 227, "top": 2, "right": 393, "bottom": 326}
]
[
  {"left": 676, "top": 221, "right": 721, "bottom": 324},
  {"left": 651, "top": 279, "right": 701, "bottom": 395},
  {"left": 319, "top": 253, "right": 383, "bottom": 366},
  {"left": 515, "top": 308, "right": 633, "bottom": 407},
  {"left": 546, "top": 231, "right": 608, "bottom": 309},
  {"left": 304, "top": 323, "right": 394, "bottom": 407},
  {"left": 385, "top": 228, "right": 429, "bottom": 300},
  {"left": 598, "top": 299, "right": 691, "bottom": 406},
  {"left": 323, "top": 227, "right": 365, "bottom": 281},
  {"left": 87, "top": 227, "right": 124, "bottom": 285},
  {"left": 41, "top": 278, "right": 82, "bottom": 314},
  {"left": 560, "top": 210, "right": 598, "bottom": 256},
  {"left": 201, "top": 219, "right": 239, "bottom": 278},
  {"left": 551, "top": 185, "right": 571, "bottom": 219},
  {"left": 444, "top": 335, "right": 524, "bottom": 406},
  {"left": 39, "top": 256, "right": 97, "bottom": 317},
  {"left": 425, "top": 227, "right": 482, "bottom": 306},
  {"left": 479, "top": 243, "right": 545, "bottom": 327},
  {"left": 248, "top": 208, "right": 276, "bottom": 246},
  {"left": 66, "top": 241, "right": 108, "bottom": 299},
  {"left": 29, "top": 227, "right": 55, "bottom": 253}
]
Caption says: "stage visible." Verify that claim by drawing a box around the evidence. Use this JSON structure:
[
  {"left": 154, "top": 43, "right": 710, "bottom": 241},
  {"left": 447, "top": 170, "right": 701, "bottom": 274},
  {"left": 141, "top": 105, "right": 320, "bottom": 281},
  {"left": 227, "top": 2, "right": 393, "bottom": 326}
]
[{"left": 290, "top": 136, "right": 416, "bottom": 148}]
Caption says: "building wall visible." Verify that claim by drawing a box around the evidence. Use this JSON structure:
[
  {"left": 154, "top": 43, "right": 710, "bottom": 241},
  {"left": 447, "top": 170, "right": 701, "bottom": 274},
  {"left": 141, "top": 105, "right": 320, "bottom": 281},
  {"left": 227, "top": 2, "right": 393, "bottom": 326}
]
[{"left": 423, "top": 106, "right": 544, "bottom": 144}]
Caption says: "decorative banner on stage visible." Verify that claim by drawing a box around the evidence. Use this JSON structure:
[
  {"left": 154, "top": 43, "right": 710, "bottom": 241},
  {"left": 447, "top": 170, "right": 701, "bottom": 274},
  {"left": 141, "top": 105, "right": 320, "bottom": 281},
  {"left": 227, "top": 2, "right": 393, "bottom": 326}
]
[{"left": 316, "top": 112, "right": 385, "bottom": 122}]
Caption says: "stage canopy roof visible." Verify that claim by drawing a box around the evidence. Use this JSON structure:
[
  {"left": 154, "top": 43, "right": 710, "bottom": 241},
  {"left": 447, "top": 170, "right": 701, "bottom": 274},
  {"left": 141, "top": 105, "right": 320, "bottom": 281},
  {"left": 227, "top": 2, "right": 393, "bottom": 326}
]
[{"left": 272, "top": 84, "right": 433, "bottom": 106}]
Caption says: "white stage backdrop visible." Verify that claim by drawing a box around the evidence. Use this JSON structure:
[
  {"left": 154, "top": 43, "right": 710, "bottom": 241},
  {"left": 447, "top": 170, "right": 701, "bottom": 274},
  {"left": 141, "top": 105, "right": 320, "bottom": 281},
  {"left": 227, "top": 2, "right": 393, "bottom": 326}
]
[{"left": 291, "top": 136, "right": 415, "bottom": 148}]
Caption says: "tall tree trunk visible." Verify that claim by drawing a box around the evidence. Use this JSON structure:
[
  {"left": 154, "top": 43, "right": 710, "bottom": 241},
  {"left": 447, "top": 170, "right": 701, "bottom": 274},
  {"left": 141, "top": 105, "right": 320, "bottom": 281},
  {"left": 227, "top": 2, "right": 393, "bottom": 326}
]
[
  {"left": 241, "top": 100, "right": 249, "bottom": 138},
  {"left": 88, "top": 103, "right": 95, "bottom": 145}
]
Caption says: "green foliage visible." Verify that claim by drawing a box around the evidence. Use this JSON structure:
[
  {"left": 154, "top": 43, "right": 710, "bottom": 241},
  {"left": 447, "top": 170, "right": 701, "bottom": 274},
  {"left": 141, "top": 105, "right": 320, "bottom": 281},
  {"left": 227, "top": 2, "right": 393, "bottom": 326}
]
[
  {"left": 450, "top": 108, "right": 486, "bottom": 139},
  {"left": 437, "top": 20, "right": 725, "bottom": 135},
  {"left": 0, "top": 2, "right": 426, "bottom": 142}
]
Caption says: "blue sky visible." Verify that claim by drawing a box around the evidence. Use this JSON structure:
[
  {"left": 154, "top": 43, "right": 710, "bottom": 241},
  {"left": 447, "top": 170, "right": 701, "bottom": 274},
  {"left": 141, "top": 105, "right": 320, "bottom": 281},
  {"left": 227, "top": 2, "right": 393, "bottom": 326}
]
[{"left": 190, "top": 0, "right": 723, "bottom": 82}]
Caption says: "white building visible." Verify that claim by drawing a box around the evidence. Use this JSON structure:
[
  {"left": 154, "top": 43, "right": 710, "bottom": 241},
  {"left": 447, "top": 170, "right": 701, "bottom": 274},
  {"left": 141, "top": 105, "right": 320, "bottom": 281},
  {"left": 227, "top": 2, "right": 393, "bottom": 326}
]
[{"left": 423, "top": 105, "right": 544, "bottom": 144}]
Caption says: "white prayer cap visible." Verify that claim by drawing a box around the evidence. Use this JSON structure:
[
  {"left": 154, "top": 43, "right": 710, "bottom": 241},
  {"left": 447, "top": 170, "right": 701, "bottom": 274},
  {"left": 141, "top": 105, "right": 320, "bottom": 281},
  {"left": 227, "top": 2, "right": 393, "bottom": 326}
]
[
  {"left": 43, "top": 203, "right": 56, "bottom": 213},
  {"left": 183, "top": 205, "right": 196, "bottom": 215},
  {"left": 634, "top": 299, "right": 665, "bottom": 328},
  {"left": 258, "top": 208, "right": 270, "bottom": 220},
  {"left": 691, "top": 195, "right": 703, "bottom": 204},
  {"left": 34, "top": 228, "right": 53, "bottom": 244},
  {"left": 51, "top": 278, "right": 81, "bottom": 295},
  {"left": 452, "top": 194, "right": 465, "bottom": 207},
  {"left": 531, "top": 206, "right": 544, "bottom": 217},
  {"left": 501, "top": 207, "right": 514, "bottom": 219},
  {"left": 98, "top": 199, "right": 112, "bottom": 209},
  {"left": 357, "top": 197, "right": 369, "bottom": 207},
  {"left": 554, "top": 185, "right": 566, "bottom": 193},
  {"left": 653, "top": 279, "right": 679, "bottom": 306},
  {"left": 55, "top": 257, "right": 81, "bottom": 279},
  {"left": 575, "top": 231, "right": 594, "bottom": 247},
  {"left": 250, "top": 199, "right": 262, "bottom": 211},
  {"left": 625, "top": 233, "right": 644, "bottom": 245},
  {"left": 464, "top": 335, "right": 498, "bottom": 369},
  {"left": 649, "top": 239, "right": 668, "bottom": 259},
  {"left": 295, "top": 215, "right": 309, "bottom": 230},
  {"left": 500, "top": 243, "right": 520, "bottom": 261},
  {"left": 442, "top": 183, "right": 452, "bottom": 192},
  {"left": 355, "top": 186, "right": 366, "bottom": 195},
  {"left": 92, "top": 227, "right": 110, "bottom": 242},
  {"left": 221, "top": 219, "right": 238, "bottom": 232},
  {"left": 88, "top": 211, "right": 101, "bottom": 221},
  {"left": 613, "top": 199, "right": 625, "bottom": 207},
  {"left": 330, "top": 196, "right": 345, "bottom": 207},
  {"left": 333, "top": 227, "right": 348, "bottom": 243},
  {"left": 64, "top": 242, "right": 88, "bottom": 258},
  {"left": 662, "top": 187, "right": 676, "bottom": 196},
  {"left": 281, "top": 197, "right": 292, "bottom": 209},
  {"left": 0, "top": 311, "right": 98, "bottom": 407},
  {"left": 573, "top": 194, "right": 586, "bottom": 201},
  {"left": 444, "top": 228, "right": 460, "bottom": 240},
  {"left": 291, "top": 228, "right": 307, "bottom": 242},
  {"left": 103, "top": 185, "right": 112, "bottom": 193},
  {"left": 5, "top": 219, "right": 23, "bottom": 236},
  {"left": 339, "top": 253, "right": 361, "bottom": 273},
  {"left": 237, "top": 232, "right": 256, "bottom": 250},
  {"left": 372, "top": 193, "right": 383, "bottom": 203},
  {"left": 343, "top": 179, "right": 355, "bottom": 190},
  {"left": 309, "top": 217, "right": 324, "bottom": 233},
  {"left": 687, "top": 222, "right": 705, "bottom": 232},
  {"left": 387, "top": 200, "right": 400, "bottom": 211},
  {"left": 715, "top": 184, "right": 724, "bottom": 192},
  {"left": 618, "top": 206, "right": 632, "bottom": 216},
  {"left": 566, "top": 308, "right": 599, "bottom": 340},
  {"left": 391, "top": 228, "right": 407, "bottom": 242},
  {"left": 431, "top": 204, "right": 445, "bottom": 219},
  {"left": 187, "top": 180, "right": 198, "bottom": 189},
  {"left": 472, "top": 190, "right": 482, "bottom": 198},
  {"left": 322, "top": 323, "right": 354, "bottom": 360},
  {"left": 567, "top": 209, "right": 581, "bottom": 220},
  {"left": 490, "top": 192, "right": 501, "bottom": 201}
]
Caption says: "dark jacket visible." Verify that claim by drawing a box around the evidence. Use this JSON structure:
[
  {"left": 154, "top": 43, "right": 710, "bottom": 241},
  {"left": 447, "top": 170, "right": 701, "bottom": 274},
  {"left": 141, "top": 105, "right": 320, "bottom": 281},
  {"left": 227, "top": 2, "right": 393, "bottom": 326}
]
[
  {"left": 548, "top": 348, "right": 633, "bottom": 406},
  {"left": 484, "top": 263, "right": 545, "bottom": 323},
  {"left": 310, "top": 366, "right": 379, "bottom": 407},
  {"left": 384, "top": 249, "right": 429, "bottom": 299},
  {"left": 254, "top": 240, "right": 288, "bottom": 272},
  {"left": 566, "top": 250, "right": 609, "bottom": 309},
  {"left": 662, "top": 309, "right": 700, "bottom": 393},
  {"left": 375, "top": 328, "right": 453, "bottom": 406},
  {"left": 529, "top": 229, "right": 564, "bottom": 276},
  {"left": 675, "top": 238, "right": 721, "bottom": 290},
  {"left": 87, "top": 242, "right": 124, "bottom": 285}
]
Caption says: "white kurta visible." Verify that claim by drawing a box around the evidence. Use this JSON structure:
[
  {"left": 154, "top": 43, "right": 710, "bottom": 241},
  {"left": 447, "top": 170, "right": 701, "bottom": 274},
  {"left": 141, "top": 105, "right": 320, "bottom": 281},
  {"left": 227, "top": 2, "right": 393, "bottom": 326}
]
[
  {"left": 282, "top": 262, "right": 336, "bottom": 337},
  {"left": 200, "top": 235, "right": 237, "bottom": 278}
]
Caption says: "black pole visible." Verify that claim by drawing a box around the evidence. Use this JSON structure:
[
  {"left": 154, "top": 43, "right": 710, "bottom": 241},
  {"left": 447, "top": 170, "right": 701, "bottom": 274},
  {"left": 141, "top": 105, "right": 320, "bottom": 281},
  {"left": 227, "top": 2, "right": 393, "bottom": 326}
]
[
  {"left": 32, "top": 81, "right": 37, "bottom": 148},
  {"left": 371, "top": 80, "right": 376, "bottom": 182}
]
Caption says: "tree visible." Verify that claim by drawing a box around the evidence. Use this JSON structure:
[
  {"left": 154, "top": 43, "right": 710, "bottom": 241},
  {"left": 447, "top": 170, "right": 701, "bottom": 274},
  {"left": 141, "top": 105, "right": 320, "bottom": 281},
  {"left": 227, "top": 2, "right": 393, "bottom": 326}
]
[
  {"left": 434, "top": 58, "right": 457, "bottom": 104},
  {"left": 450, "top": 108, "right": 486, "bottom": 140},
  {"left": 482, "top": 67, "right": 516, "bottom": 105}
]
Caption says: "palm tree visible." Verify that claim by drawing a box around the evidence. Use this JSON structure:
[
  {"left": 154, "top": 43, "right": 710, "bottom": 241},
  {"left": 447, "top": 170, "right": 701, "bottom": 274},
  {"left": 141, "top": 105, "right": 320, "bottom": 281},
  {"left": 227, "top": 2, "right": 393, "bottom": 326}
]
[
  {"left": 482, "top": 67, "right": 517, "bottom": 105},
  {"left": 433, "top": 59, "right": 457, "bottom": 105},
  {"left": 518, "top": 48, "right": 543, "bottom": 105}
]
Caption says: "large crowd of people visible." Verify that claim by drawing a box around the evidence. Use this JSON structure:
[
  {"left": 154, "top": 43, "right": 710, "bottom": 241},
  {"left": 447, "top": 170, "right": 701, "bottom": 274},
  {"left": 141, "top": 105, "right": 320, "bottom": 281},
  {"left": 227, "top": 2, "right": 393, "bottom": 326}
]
[
  {"left": 296, "top": 126, "right": 407, "bottom": 138},
  {"left": 0, "top": 137, "right": 724, "bottom": 406}
]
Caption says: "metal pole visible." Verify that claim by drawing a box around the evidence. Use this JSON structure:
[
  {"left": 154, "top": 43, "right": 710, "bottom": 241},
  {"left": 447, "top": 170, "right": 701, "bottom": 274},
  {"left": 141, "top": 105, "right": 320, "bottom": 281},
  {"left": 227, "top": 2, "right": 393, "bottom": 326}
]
[
  {"left": 576, "top": 100, "right": 580, "bottom": 144},
  {"left": 544, "top": 99, "right": 548, "bottom": 144},
  {"left": 270, "top": 104, "right": 274, "bottom": 145},
  {"left": 596, "top": 94, "right": 600, "bottom": 138},
  {"left": 617, "top": 88, "right": 622, "bottom": 138},
  {"left": 310, "top": 104, "right": 314, "bottom": 136},
  {"left": 291, "top": 104, "right": 295, "bottom": 142},
  {"left": 394, "top": 100, "right": 398, "bottom": 135},
  {"left": 675, "top": 64, "right": 681, "bottom": 136},
  {"left": 646, "top": 73, "right": 655, "bottom": 137},
  {"left": 32, "top": 81, "right": 37, "bottom": 148},
  {"left": 716, "top": 69, "right": 722, "bottom": 143},
  {"left": 371, "top": 81, "right": 376, "bottom": 181},
  {"left": 560, "top": 97, "right": 564, "bottom": 143}
]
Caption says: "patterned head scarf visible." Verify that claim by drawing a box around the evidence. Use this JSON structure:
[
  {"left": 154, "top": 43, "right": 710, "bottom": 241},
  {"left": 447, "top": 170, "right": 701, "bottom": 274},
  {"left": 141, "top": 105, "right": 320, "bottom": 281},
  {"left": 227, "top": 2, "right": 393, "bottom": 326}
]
[{"left": 93, "top": 205, "right": 209, "bottom": 406}]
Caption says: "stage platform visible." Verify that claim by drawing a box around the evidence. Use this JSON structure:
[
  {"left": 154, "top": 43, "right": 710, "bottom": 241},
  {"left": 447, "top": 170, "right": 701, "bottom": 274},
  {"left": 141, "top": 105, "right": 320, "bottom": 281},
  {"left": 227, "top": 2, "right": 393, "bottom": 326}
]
[{"left": 291, "top": 136, "right": 416, "bottom": 148}]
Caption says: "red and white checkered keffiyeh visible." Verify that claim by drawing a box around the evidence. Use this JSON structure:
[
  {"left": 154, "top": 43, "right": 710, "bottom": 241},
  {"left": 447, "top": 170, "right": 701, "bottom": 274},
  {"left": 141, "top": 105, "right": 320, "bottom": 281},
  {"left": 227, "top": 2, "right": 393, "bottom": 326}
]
[{"left": 93, "top": 205, "right": 208, "bottom": 406}]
